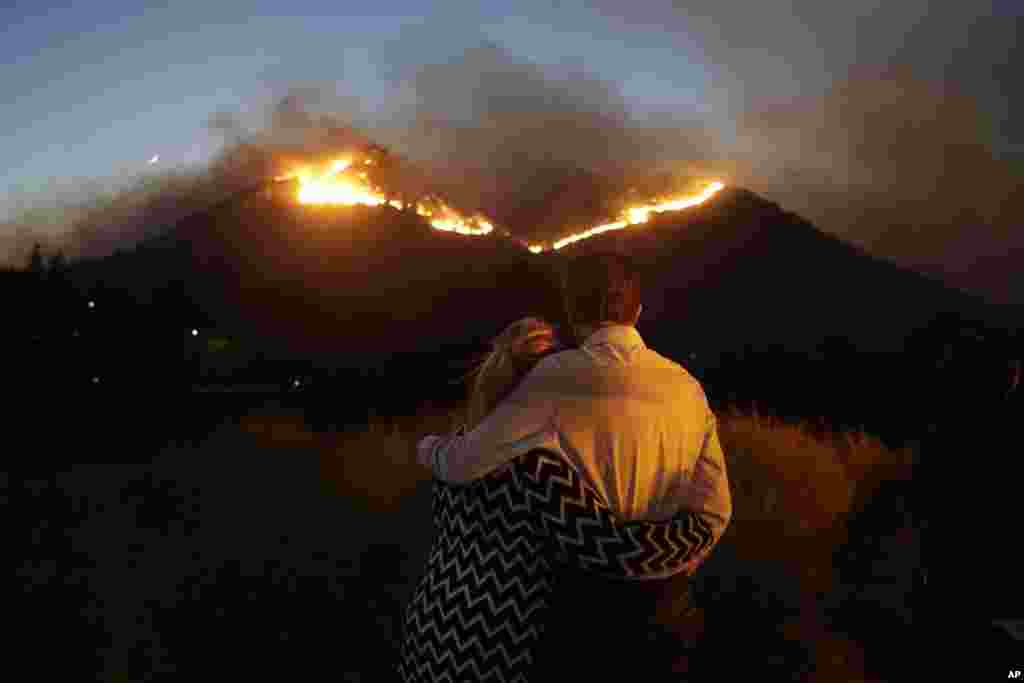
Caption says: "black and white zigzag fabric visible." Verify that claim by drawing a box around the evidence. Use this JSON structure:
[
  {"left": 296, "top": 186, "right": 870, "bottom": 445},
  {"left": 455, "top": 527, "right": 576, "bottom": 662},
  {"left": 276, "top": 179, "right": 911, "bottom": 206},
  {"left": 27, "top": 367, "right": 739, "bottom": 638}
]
[{"left": 397, "top": 448, "right": 717, "bottom": 683}]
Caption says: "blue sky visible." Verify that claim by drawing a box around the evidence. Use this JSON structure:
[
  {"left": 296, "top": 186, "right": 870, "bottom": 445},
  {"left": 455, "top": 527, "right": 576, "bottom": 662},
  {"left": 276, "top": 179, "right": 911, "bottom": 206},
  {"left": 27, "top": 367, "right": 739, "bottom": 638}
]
[{"left": 0, "top": 0, "right": 717, "bottom": 209}]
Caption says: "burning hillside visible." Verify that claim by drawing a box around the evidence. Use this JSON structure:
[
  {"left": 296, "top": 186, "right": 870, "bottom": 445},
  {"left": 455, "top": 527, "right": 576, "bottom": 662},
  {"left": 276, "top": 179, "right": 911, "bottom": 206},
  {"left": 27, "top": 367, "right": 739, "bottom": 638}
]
[
  {"left": 44, "top": 94, "right": 1008, "bottom": 365},
  {"left": 268, "top": 144, "right": 725, "bottom": 252},
  {"left": 57, "top": 169, "right": 1008, "bottom": 378},
  {"left": 526, "top": 180, "right": 725, "bottom": 253},
  {"left": 273, "top": 156, "right": 495, "bottom": 236}
]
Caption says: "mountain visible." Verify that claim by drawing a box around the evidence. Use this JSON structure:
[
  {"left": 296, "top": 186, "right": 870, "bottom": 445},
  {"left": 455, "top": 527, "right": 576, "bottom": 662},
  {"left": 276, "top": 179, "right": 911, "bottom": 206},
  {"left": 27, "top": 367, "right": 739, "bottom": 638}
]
[
  {"left": 539, "top": 187, "right": 1013, "bottom": 356},
  {"left": 63, "top": 184, "right": 1013, "bottom": 370},
  {"left": 67, "top": 186, "right": 564, "bottom": 363}
]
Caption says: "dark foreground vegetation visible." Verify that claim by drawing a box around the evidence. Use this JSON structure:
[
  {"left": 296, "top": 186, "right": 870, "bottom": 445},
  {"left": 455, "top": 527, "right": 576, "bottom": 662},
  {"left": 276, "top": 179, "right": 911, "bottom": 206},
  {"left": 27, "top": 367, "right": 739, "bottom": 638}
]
[
  {"left": 4, "top": 241, "right": 1021, "bottom": 447},
  {"left": 5, "top": 242, "right": 1022, "bottom": 681},
  {"left": 8, "top": 394, "right": 1021, "bottom": 682}
]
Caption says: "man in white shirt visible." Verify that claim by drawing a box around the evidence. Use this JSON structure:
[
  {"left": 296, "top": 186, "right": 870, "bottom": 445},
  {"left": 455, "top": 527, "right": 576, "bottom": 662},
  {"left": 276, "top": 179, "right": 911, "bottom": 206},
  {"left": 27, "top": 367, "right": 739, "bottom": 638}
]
[
  {"left": 420, "top": 250, "right": 731, "bottom": 557},
  {"left": 415, "top": 251, "right": 732, "bottom": 676}
]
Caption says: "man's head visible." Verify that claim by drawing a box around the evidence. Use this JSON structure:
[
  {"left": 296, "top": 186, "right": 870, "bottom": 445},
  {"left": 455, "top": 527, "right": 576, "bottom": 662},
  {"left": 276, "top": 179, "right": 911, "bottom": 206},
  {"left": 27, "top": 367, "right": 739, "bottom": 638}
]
[{"left": 561, "top": 250, "right": 643, "bottom": 342}]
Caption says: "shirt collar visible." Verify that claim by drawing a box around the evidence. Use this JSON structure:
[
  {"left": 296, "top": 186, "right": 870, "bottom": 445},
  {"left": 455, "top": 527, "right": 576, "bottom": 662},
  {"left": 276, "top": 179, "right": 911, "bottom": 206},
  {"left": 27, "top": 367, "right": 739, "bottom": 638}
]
[{"left": 580, "top": 325, "right": 647, "bottom": 352}]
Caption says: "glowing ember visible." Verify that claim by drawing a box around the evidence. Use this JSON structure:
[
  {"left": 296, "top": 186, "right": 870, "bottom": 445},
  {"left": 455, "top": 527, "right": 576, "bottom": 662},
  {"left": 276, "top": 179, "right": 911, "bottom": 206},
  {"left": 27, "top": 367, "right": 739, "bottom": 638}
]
[
  {"left": 528, "top": 180, "right": 725, "bottom": 252},
  {"left": 276, "top": 157, "right": 493, "bottom": 235}
]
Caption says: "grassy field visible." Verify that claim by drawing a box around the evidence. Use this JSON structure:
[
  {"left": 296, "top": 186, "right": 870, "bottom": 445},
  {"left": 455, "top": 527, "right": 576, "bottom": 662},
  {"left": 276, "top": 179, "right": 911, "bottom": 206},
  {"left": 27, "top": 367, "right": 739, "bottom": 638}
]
[
  {"left": 273, "top": 398, "right": 920, "bottom": 681},
  {"left": 14, "top": 398, "right": 921, "bottom": 681}
]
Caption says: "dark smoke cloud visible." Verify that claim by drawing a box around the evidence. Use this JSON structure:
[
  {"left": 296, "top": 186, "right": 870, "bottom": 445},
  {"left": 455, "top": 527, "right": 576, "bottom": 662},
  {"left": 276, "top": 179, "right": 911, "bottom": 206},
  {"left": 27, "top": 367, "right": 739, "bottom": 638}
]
[
  {"left": 594, "top": 0, "right": 1023, "bottom": 304},
  {"left": 0, "top": 84, "right": 385, "bottom": 266},
  {"left": 202, "top": 85, "right": 380, "bottom": 184},
  {"left": 371, "top": 42, "right": 726, "bottom": 241},
  {"left": 728, "top": 67, "right": 1022, "bottom": 255},
  {"left": 1, "top": 45, "right": 725, "bottom": 264},
  {"left": 0, "top": 170, "right": 213, "bottom": 266}
]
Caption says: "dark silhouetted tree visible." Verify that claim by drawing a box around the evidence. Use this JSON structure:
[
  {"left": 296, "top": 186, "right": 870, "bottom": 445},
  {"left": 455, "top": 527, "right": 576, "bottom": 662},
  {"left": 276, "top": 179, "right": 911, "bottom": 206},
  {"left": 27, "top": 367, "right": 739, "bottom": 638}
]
[
  {"left": 28, "top": 243, "right": 45, "bottom": 276},
  {"left": 47, "top": 250, "right": 67, "bottom": 276}
]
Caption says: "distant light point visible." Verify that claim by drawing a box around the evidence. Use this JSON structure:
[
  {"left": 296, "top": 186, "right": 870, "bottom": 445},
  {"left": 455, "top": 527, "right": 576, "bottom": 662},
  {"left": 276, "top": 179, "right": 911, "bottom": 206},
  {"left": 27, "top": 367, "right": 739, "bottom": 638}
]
[
  {"left": 88, "top": 300, "right": 95, "bottom": 308},
  {"left": 148, "top": 155, "right": 160, "bottom": 165},
  {"left": 191, "top": 329, "right": 199, "bottom": 337}
]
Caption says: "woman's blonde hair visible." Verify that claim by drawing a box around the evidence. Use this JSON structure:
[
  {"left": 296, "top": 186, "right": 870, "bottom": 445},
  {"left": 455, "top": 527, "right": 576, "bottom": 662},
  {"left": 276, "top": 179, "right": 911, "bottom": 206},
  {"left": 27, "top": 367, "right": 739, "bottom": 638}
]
[{"left": 462, "top": 317, "right": 560, "bottom": 430}]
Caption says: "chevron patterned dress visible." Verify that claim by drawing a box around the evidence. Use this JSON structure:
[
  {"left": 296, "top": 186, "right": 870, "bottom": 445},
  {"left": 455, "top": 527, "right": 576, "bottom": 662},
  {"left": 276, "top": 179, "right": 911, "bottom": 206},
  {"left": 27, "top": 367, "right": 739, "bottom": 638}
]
[{"left": 397, "top": 448, "right": 717, "bottom": 683}]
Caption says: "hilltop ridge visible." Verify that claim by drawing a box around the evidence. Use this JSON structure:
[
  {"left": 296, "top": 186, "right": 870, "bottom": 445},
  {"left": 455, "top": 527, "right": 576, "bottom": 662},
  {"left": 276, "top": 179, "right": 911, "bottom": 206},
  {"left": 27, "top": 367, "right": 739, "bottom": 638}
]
[{"left": 56, "top": 183, "right": 1011, "bottom": 363}]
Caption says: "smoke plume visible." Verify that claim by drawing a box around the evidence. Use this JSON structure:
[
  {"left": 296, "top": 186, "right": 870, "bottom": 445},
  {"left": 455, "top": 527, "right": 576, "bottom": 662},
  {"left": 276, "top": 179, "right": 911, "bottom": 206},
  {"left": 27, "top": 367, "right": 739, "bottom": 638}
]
[
  {"left": 375, "top": 42, "right": 725, "bottom": 242},
  {"left": 593, "top": 0, "right": 1023, "bottom": 304}
]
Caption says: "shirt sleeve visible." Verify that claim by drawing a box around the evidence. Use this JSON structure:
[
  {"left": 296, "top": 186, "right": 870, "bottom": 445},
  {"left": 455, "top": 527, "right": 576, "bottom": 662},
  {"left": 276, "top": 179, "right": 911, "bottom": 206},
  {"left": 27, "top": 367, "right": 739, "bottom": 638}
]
[
  {"left": 513, "top": 449, "right": 718, "bottom": 579},
  {"left": 432, "top": 358, "right": 562, "bottom": 483},
  {"left": 688, "top": 408, "right": 732, "bottom": 547}
]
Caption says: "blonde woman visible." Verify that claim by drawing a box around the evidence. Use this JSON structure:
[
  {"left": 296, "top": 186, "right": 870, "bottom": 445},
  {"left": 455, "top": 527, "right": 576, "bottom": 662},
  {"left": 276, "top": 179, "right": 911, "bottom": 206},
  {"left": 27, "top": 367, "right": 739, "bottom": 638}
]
[
  {"left": 397, "top": 315, "right": 718, "bottom": 682},
  {"left": 463, "top": 316, "right": 563, "bottom": 431}
]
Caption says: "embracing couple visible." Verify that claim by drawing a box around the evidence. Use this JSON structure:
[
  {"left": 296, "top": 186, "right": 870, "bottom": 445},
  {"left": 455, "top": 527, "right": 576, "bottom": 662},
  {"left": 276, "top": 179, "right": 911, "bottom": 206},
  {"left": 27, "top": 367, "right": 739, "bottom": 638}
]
[{"left": 397, "top": 251, "right": 733, "bottom": 682}]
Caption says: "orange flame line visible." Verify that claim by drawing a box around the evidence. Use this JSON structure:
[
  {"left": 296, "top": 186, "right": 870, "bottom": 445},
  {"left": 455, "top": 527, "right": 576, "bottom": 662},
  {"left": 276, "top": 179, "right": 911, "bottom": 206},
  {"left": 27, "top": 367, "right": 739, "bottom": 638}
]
[
  {"left": 277, "top": 157, "right": 721, "bottom": 248},
  {"left": 529, "top": 181, "right": 725, "bottom": 253}
]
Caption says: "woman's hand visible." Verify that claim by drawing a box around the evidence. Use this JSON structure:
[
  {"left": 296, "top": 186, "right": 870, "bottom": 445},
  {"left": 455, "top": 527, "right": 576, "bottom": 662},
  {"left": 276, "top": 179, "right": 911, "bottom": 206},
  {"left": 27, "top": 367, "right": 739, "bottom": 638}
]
[
  {"left": 416, "top": 424, "right": 466, "bottom": 473},
  {"left": 416, "top": 434, "right": 443, "bottom": 469}
]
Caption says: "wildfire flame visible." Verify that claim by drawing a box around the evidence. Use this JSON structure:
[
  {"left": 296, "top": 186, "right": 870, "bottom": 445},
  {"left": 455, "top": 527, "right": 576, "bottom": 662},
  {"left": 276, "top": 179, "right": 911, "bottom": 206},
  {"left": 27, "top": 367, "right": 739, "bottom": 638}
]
[
  {"left": 275, "top": 157, "right": 724, "bottom": 248},
  {"left": 528, "top": 181, "right": 726, "bottom": 252},
  {"left": 275, "top": 157, "right": 493, "bottom": 236}
]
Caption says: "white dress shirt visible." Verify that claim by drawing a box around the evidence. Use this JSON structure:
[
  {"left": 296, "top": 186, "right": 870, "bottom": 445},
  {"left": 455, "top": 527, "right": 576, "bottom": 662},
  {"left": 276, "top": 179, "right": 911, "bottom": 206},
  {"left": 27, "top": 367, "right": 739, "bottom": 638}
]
[{"left": 420, "top": 325, "right": 732, "bottom": 543}]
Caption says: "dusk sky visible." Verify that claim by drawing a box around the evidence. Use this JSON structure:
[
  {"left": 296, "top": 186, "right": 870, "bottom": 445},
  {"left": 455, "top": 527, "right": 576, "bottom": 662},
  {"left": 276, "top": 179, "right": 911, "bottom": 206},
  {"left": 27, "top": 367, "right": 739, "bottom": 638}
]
[
  {"left": 2, "top": 1, "right": 1021, "bottom": 303},
  {"left": 1, "top": 1, "right": 712, "bottom": 198}
]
